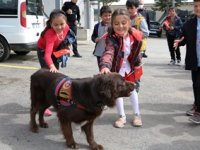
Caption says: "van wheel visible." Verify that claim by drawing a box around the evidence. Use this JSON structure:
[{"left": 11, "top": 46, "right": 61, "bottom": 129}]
[
  {"left": 14, "top": 51, "right": 30, "bottom": 55},
  {"left": 0, "top": 37, "right": 10, "bottom": 62}
]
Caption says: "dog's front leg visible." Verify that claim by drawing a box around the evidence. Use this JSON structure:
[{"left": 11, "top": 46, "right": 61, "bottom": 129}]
[
  {"left": 60, "top": 122, "right": 79, "bottom": 149},
  {"left": 82, "top": 121, "right": 104, "bottom": 150}
]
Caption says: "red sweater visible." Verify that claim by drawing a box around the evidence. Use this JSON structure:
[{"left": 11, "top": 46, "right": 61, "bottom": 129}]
[{"left": 37, "top": 25, "right": 69, "bottom": 66}]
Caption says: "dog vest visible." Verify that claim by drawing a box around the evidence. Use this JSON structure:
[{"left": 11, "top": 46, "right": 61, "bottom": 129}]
[{"left": 55, "top": 77, "right": 85, "bottom": 110}]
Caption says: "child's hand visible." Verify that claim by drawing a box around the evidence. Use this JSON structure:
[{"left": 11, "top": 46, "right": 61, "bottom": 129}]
[
  {"left": 169, "top": 26, "right": 174, "bottom": 30},
  {"left": 95, "top": 37, "right": 100, "bottom": 43},
  {"left": 173, "top": 37, "right": 184, "bottom": 50},
  {"left": 67, "top": 9, "right": 72, "bottom": 14},
  {"left": 173, "top": 40, "right": 180, "bottom": 50},
  {"left": 74, "top": 20, "right": 78, "bottom": 25},
  {"left": 100, "top": 67, "right": 110, "bottom": 74},
  {"left": 49, "top": 64, "right": 59, "bottom": 73},
  {"left": 66, "top": 45, "right": 71, "bottom": 50}
]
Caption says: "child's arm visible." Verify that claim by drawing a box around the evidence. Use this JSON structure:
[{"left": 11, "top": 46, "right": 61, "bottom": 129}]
[
  {"left": 62, "top": 2, "right": 70, "bottom": 14},
  {"left": 99, "top": 38, "right": 115, "bottom": 73},
  {"left": 95, "top": 37, "right": 101, "bottom": 43},
  {"left": 163, "top": 19, "right": 170, "bottom": 30},
  {"left": 174, "top": 17, "right": 183, "bottom": 31},
  {"left": 95, "top": 33, "right": 108, "bottom": 43},
  {"left": 91, "top": 24, "right": 99, "bottom": 43},
  {"left": 44, "top": 35, "right": 59, "bottom": 73},
  {"left": 140, "top": 18, "right": 149, "bottom": 38}
]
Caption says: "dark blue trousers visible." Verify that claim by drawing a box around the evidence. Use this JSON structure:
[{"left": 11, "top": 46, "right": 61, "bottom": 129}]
[{"left": 192, "top": 67, "right": 200, "bottom": 112}]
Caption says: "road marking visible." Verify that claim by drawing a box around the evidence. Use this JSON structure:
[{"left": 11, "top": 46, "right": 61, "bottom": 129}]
[{"left": 0, "top": 64, "right": 38, "bottom": 70}]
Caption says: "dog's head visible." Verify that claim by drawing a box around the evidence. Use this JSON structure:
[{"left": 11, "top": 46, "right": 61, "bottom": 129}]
[{"left": 93, "top": 73, "right": 135, "bottom": 107}]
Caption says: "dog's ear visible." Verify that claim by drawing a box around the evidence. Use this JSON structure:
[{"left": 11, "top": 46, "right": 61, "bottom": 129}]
[
  {"left": 99, "top": 88, "right": 112, "bottom": 99},
  {"left": 93, "top": 74, "right": 117, "bottom": 106}
]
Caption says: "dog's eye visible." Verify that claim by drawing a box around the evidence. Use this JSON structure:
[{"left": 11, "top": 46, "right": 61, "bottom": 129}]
[{"left": 117, "top": 83, "right": 124, "bottom": 88}]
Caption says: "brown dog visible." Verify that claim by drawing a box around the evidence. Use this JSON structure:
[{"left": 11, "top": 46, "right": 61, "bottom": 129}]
[{"left": 30, "top": 68, "right": 134, "bottom": 150}]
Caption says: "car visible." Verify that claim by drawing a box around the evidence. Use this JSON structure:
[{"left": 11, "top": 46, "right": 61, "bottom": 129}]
[
  {"left": 149, "top": 21, "right": 163, "bottom": 37},
  {"left": 0, "top": 0, "right": 45, "bottom": 62}
]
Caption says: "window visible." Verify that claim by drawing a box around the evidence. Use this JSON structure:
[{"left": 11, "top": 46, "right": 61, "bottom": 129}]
[
  {"left": 27, "top": 0, "right": 43, "bottom": 16},
  {"left": 0, "top": 0, "right": 18, "bottom": 15}
]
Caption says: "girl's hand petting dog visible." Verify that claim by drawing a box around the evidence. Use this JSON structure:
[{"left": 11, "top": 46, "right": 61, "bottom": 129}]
[
  {"left": 100, "top": 67, "right": 110, "bottom": 74},
  {"left": 49, "top": 64, "right": 59, "bottom": 73}
]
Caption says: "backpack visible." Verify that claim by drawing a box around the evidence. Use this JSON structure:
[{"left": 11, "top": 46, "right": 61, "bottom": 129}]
[
  {"left": 134, "top": 16, "right": 147, "bottom": 52},
  {"left": 134, "top": 16, "right": 144, "bottom": 30}
]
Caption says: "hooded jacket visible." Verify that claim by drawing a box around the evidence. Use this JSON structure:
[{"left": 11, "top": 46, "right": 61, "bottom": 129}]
[{"left": 99, "top": 28, "right": 143, "bottom": 73}]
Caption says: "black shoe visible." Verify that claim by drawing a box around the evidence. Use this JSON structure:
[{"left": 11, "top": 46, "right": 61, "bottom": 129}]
[
  {"left": 189, "top": 112, "right": 200, "bottom": 124},
  {"left": 72, "top": 54, "right": 82, "bottom": 58},
  {"left": 186, "top": 105, "right": 196, "bottom": 116},
  {"left": 142, "top": 53, "right": 148, "bottom": 58}
]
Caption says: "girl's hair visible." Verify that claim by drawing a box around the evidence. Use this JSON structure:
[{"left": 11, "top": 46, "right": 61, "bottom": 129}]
[
  {"left": 108, "top": 8, "right": 132, "bottom": 36},
  {"left": 41, "top": 9, "right": 67, "bottom": 37},
  {"left": 168, "top": 7, "right": 177, "bottom": 16},
  {"left": 126, "top": 0, "right": 140, "bottom": 9},
  {"left": 168, "top": 7, "right": 176, "bottom": 12},
  {"left": 100, "top": 5, "right": 112, "bottom": 16}
]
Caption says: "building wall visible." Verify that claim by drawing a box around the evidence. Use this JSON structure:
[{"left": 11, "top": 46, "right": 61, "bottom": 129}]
[
  {"left": 43, "top": 0, "right": 56, "bottom": 16},
  {"left": 43, "top": 0, "right": 94, "bottom": 29}
]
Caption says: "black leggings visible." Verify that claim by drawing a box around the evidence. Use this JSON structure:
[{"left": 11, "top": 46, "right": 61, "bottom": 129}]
[
  {"left": 70, "top": 26, "right": 79, "bottom": 55},
  {"left": 37, "top": 49, "right": 59, "bottom": 69},
  {"left": 192, "top": 68, "right": 200, "bottom": 112},
  {"left": 166, "top": 34, "right": 181, "bottom": 61}
]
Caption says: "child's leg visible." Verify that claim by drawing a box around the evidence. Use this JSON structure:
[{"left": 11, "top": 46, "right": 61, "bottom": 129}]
[
  {"left": 114, "top": 97, "right": 126, "bottom": 128},
  {"left": 130, "top": 90, "right": 140, "bottom": 115},
  {"left": 116, "top": 97, "right": 126, "bottom": 118},
  {"left": 130, "top": 90, "right": 142, "bottom": 126}
]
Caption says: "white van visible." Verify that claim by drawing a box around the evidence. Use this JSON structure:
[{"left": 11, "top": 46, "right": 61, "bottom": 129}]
[{"left": 0, "top": 0, "right": 45, "bottom": 61}]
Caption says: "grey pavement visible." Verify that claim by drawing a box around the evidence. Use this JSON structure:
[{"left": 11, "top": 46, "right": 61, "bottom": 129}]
[{"left": 0, "top": 37, "right": 200, "bottom": 150}]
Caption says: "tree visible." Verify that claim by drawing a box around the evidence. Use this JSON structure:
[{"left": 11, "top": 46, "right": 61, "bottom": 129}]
[
  {"left": 98, "top": 0, "right": 120, "bottom": 5},
  {"left": 152, "top": 0, "right": 187, "bottom": 11}
]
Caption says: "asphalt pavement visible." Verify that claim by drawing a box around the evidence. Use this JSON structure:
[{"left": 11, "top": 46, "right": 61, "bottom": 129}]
[{"left": 0, "top": 37, "right": 200, "bottom": 150}]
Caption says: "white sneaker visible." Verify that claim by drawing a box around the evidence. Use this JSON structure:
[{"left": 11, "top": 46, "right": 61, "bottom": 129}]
[
  {"left": 132, "top": 114, "right": 142, "bottom": 127},
  {"left": 168, "top": 60, "right": 175, "bottom": 65},
  {"left": 114, "top": 117, "right": 126, "bottom": 128},
  {"left": 176, "top": 60, "right": 181, "bottom": 66}
]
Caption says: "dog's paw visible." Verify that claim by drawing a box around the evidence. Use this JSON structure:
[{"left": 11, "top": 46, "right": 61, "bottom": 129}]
[
  {"left": 67, "top": 143, "right": 80, "bottom": 149},
  {"left": 39, "top": 122, "right": 48, "bottom": 128},
  {"left": 30, "top": 125, "right": 39, "bottom": 133},
  {"left": 90, "top": 144, "right": 104, "bottom": 150},
  {"left": 30, "top": 122, "right": 39, "bottom": 133}
]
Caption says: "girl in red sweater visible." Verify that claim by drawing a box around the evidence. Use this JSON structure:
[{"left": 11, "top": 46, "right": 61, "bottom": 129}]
[
  {"left": 37, "top": 9, "right": 70, "bottom": 73},
  {"left": 37, "top": 9, "right": 70, "bottom": 116}
]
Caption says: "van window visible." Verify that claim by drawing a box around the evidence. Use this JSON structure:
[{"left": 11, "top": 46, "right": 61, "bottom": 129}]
[
  {"left": 0, "top": 0, "right": 18, "bottom": 15},
  {"left": 0, "top": 0, "right": 43, "bottom": 16},
  {"left": 27, "top": 0, "right": 43, "bottom": 16}
]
